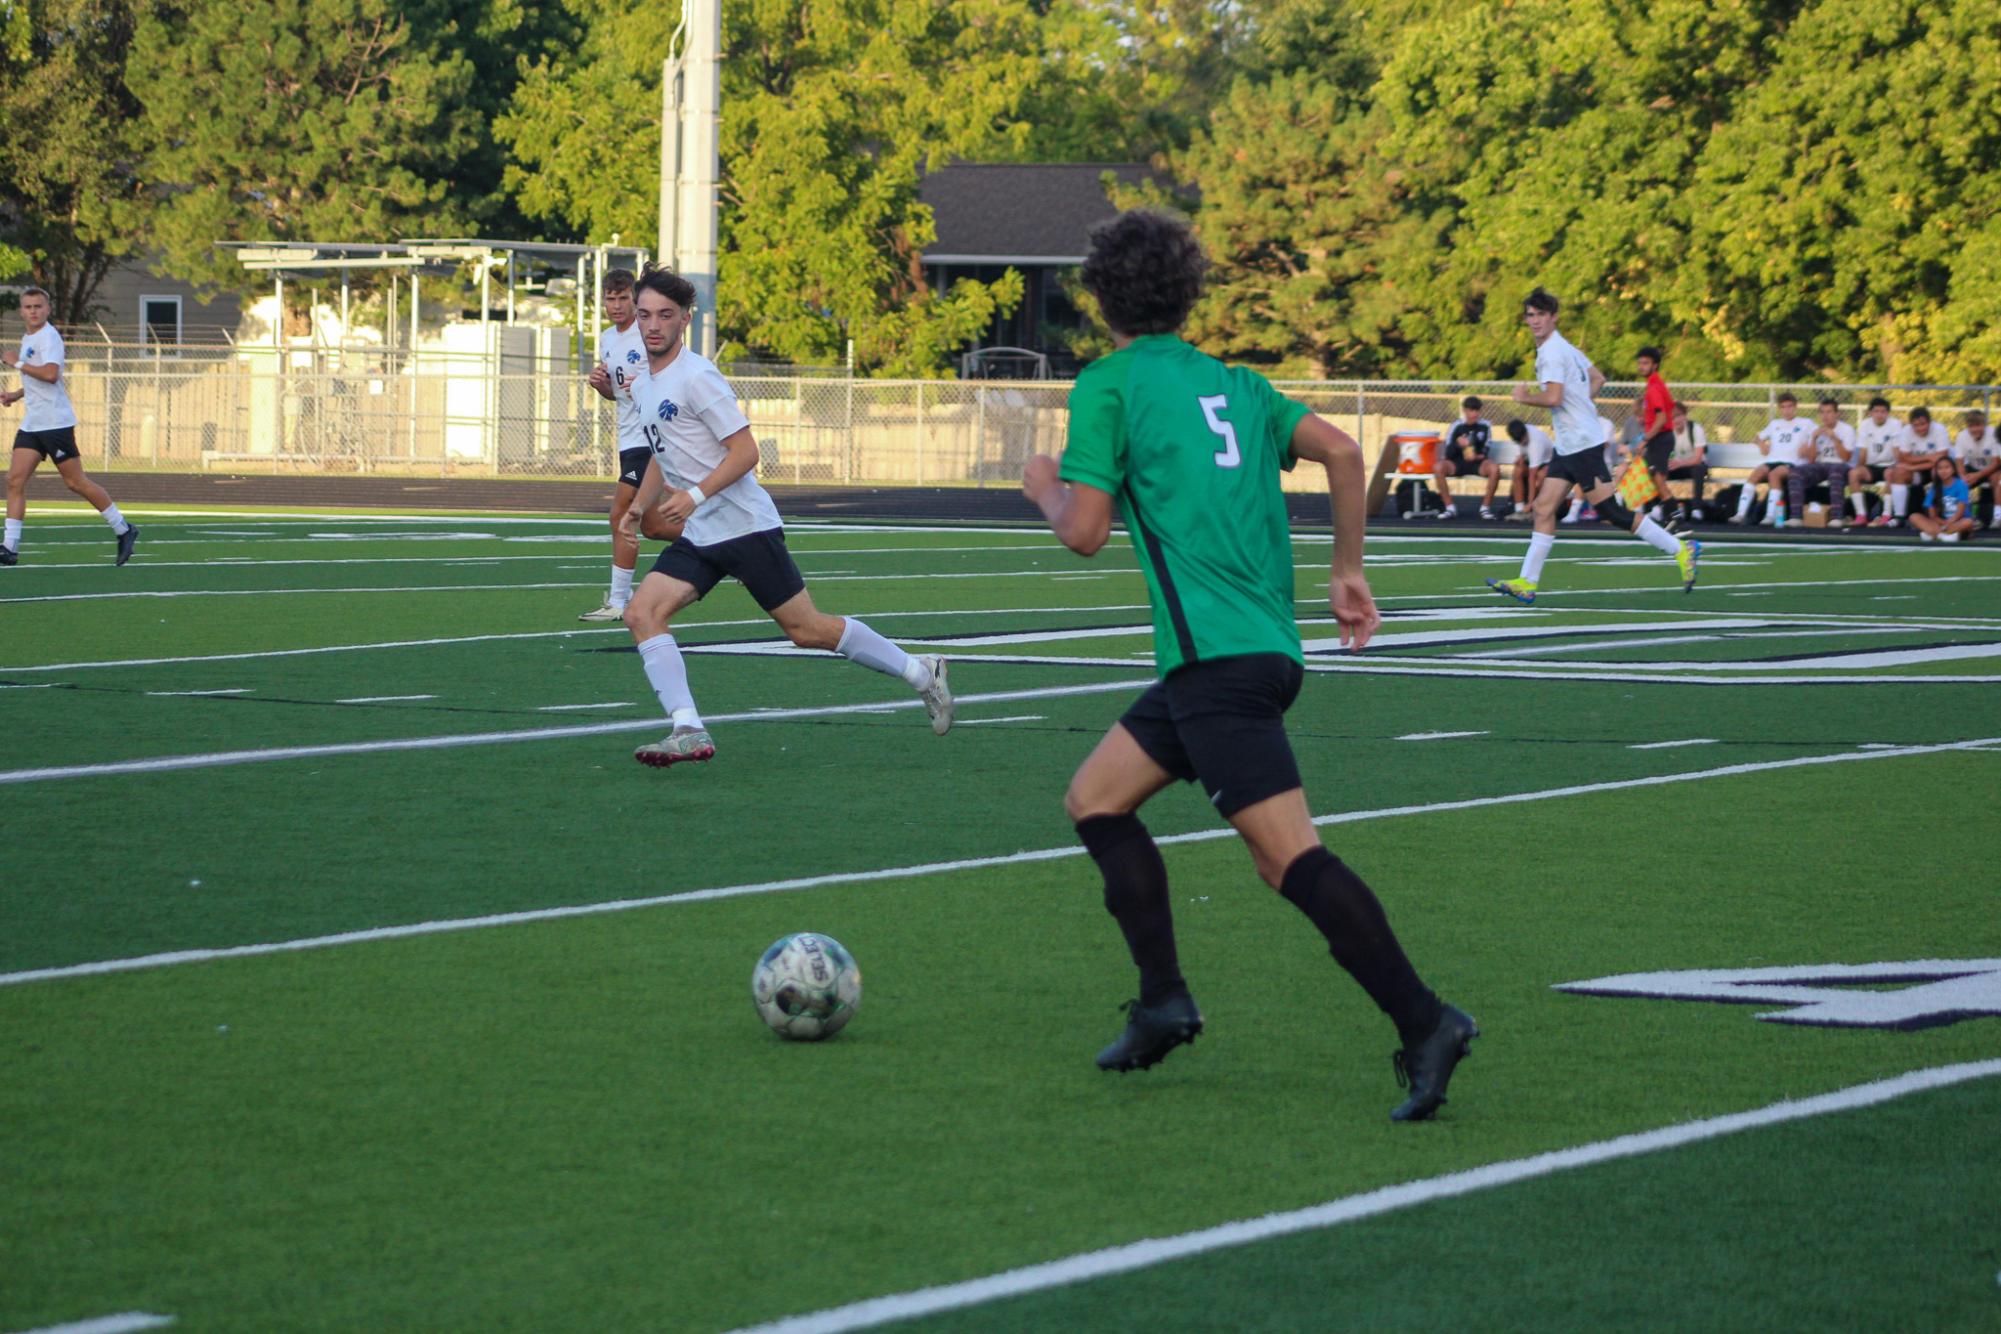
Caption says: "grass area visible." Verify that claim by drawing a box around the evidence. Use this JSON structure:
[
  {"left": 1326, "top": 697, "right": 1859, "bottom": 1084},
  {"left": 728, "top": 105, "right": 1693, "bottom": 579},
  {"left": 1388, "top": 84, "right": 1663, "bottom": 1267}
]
[{"left": 3, "top": 516, "right": 1999, "bottom": 1331}]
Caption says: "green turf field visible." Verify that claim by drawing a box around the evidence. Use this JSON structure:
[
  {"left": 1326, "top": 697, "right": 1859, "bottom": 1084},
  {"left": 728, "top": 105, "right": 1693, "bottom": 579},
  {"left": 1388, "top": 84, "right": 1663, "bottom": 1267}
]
[{"left": 3, "top": 508, "right": 1999, "bottom": 1332}]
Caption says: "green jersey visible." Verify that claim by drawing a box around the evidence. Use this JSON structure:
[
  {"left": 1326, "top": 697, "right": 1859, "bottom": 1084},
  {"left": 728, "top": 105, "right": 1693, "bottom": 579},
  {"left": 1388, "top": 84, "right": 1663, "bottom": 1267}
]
[{"left": 1059, "top": 335, "right": 1310, "bottom": 676}]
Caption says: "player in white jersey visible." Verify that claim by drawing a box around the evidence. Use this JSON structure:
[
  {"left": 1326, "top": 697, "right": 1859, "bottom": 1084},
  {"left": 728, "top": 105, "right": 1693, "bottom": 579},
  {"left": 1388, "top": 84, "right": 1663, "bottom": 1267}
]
[
  {"left": 1954, "top": 410, "right": 1999, "bottom": 528},
  {"left": 1886, "top": 406, "right": 1955, "bottom": 527},
  {"left": 1487, "top": 288, "right": 1696, "bottom": 604},
  {"left": 616, "top": 269, "right": 955, "bottom": 766},
  {"left": 1847, "top": 396, "right": 1902, "bottom": 525},
  {"left": 1775, "top": 397, "right": 1855, "bottom": 528},
  {"left": 1729, "top": 392, "right": 1813, "bottom": 525},
  {"left": 1502, "top": 418, "right": 1552, "bottom": 520},
  {"left": 579, "top": 269, "right": 658, "bottom": 621},
  {"left": 1, "top": 287, "right": 136, "bottom": 565}
]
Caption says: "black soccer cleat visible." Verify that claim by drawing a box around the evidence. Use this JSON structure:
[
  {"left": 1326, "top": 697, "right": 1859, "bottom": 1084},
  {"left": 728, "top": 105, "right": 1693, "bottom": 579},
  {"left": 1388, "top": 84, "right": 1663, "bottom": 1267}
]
[
  {"left": 1096, "top": 991, "right": 1204, "bottom": 1073},
  {"left": 115, "top": 525, "right": 139, "bottom": 566},
  {"left": 1389, "top": 1004, "right": 1479, "bottom": 1122},
  {"left": 0, "top": 545, "right": 15, "bottom": 566}
]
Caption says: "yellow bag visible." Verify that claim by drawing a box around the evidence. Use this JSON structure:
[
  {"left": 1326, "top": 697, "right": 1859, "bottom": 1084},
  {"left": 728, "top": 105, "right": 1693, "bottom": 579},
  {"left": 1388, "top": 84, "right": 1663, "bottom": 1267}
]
[{"left": 1615, "top": 459, "right": 1658, "bottom": 508}]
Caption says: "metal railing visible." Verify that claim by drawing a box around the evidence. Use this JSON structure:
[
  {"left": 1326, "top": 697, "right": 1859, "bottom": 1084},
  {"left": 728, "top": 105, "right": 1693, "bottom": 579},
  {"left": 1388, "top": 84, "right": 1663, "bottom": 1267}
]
[{"left": 25, "top": 341, "right": 1997, "bottom": 489}]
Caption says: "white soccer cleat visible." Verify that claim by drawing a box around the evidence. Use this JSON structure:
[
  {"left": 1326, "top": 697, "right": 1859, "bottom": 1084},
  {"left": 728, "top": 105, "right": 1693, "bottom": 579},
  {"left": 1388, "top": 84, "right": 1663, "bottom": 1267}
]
[
  {"left": 634, "top": 728, "right": 716, "bottom": 767},
  {"left": 917, "top": 655, "right": 954, "bottom": 735},
  {"left": 579, "top": 598, "right": 627, "bottom": 623}
]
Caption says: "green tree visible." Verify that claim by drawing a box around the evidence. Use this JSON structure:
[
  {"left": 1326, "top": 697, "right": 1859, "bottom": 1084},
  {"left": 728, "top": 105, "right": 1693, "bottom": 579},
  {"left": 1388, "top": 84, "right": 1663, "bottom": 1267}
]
[
  {"left": 124, "top": 0, "right": 532, "bottom": 292},
  {"left": 1673, "top": 0, "right": 2001, "bottom": 382},
  {"left": 0, "top": 0, "right": 143, "bottom": 321},
  {"left": 501, "top": 0, "right": 1041, "bottom": 373}
]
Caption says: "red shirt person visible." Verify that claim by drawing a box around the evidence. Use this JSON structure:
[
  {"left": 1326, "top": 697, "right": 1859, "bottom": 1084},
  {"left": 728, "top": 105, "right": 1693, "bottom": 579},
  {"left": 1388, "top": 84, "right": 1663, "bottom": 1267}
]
[{"left": 1635, "top": 346, "right": 1678, "bottom": 518}]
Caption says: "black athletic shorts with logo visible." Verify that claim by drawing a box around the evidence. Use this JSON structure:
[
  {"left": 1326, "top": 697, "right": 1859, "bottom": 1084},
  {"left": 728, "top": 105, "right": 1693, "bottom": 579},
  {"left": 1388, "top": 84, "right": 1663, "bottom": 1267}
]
[
  {"left": 651, "top": 527, "right": 807, "bottom": 612},
  {"left": 617, "top": 446, "right": 652, "bottom": 488},
  {"left": 1118, "top": 652, "right": 1305, "bottom": 818},
  {"left": 1643, "top": 431, "right": 1675, "bottom": 473},
  {"left": 1546, "top": 447, "right": 1613, "bottom": 490},
  {"left": 14, "top": 427, "right": 79, "bottom": 463}
]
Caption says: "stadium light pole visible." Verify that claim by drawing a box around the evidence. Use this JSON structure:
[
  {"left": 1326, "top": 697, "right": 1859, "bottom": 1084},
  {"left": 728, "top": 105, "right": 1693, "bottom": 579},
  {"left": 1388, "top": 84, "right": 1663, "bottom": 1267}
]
[{"left": 659, "top": 0, "right": 719, "bottom": 357}]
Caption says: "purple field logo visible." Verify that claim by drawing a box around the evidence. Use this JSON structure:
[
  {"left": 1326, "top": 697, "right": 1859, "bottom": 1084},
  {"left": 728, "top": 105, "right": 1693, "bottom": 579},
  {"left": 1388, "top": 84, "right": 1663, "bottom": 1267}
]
[{"left": 1555, "top": 959, "right": 2001, "bottom": 1030}]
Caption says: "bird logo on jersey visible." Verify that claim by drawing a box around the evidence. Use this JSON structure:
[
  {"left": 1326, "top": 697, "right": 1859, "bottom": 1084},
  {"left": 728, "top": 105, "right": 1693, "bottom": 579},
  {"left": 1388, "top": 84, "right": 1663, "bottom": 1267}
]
[
  {"left": 657, "top": 400, "right": 679, "bottom": 422},
  {"left": 625, "top": 349, "right": 642, "bottom": 364}
]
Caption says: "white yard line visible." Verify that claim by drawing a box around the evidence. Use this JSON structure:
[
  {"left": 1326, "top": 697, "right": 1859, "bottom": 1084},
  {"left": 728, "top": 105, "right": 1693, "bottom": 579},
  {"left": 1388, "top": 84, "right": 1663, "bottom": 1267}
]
[
  {"left": 723, "top": 1059, "right": 2001, "bottom": 1334},
  {"left": 10, "top": 1315, "right": 176, "bottom": 1334},
  {"left": 0, "top": 680, "right": 1155, "bottom": 789},
  {"left": 0, "top": 581, "right": 599, "bottom": 605},
  {"left": 535, "top": 702, "right": 637, "bottom": 712},
  {"left": 952, "top": 715, "right": 1046, "bottom": 726},
  {"left": 335, "top": 694, "right": 437, "bottom": 704},
  {"left": 142, "top": 688, "right": 250, "bottom": 698},
  {"left": 1395, "top": 730, "right": 1489, "bottom": 741},
  {"left": 3, "top": 734, "right": 1994, "bottom": 989},
  {"left": 1628, "top": 738, "right": 1721, "bottom": 750}
]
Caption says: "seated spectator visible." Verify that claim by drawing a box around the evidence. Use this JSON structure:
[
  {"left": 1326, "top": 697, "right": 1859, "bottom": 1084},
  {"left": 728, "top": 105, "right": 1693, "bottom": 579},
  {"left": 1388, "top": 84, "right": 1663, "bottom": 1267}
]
[
  {"left": 1888, "top": 406, "right": 1956, "bottom": 526},
  {"left": 1782, "top": 397, "right": 1856, "bottom": 528},
  {"left": 1433, "top": 395, "right": 1501, "bottom": 520},
  {"left": 1953, "top": 410, "right": 1998, "bottom": 529},
  {"left": 1731, "top": 392, "right": 1813, "bottom": 525},
  {"left": 1849, "top": 396, "right": 1903, "bottom": 526},
  {"left": 1504, "top": 418, "right": 1552, "bottom": 522},
  {"left": 1658, "top": 400, "right": 1708, "bottom": 523},
  {"left": 1910, "top": 455, "right": 1975, "bottom": 543}
]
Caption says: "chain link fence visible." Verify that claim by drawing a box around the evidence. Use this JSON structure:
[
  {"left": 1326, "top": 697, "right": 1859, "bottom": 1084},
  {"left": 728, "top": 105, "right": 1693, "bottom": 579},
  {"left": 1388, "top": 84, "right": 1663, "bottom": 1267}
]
[{"left": 39, "top": 340, "right": 1999, "bottom": 491}]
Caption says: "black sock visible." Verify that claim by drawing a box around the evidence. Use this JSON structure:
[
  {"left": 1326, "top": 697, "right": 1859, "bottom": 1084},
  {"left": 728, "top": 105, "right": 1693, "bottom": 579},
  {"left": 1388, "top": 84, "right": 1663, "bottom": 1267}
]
[
  {"left": 1077, "top": 814, "right": 1185, "bottom": 1007},
  {"left": 1279, "top": 847, "right": 1441, "bottom": 1045}
]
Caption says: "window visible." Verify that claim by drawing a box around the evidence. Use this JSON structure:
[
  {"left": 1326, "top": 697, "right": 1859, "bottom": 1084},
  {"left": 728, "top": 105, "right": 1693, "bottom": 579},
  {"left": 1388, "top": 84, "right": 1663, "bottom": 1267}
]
[{"left": 141, "top": 295, "right": 182, "bottom": 347}]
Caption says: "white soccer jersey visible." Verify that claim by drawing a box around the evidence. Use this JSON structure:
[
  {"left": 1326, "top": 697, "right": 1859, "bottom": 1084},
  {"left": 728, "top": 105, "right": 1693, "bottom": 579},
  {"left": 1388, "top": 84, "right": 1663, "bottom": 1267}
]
[
  {"left": 1534, "top": 329, "right": 1599, "bottom": 456},
  {"left": 1804, "top": 419, "right": 1856, "bottom": 463},
  {"left": 15, "top": 325, "right": 77, "bottom": 431},
  {"left": 1757, "top": 416, "right": 1813, "bottom": 461},
  {"left": 1521, "top": 423, "right": 1554, "bottom": 468},
  {"left": 1898, "top": 422, "right": 1955, "bottom": 459},
  {"left": 1597, "top": 416, "right": 1620, "bottom": 470},
  {"left": 597, "top": 322, "right": 648, "bottom": 449},
  {"left": 1956, "top": 427, "right": 1998, "bottom": 469},
  {"left": 1856, "top": 415, "right": 1903, "bottom": 466},
  {"left": 625, "top": 347, "right": 780, "bottom": 547}
]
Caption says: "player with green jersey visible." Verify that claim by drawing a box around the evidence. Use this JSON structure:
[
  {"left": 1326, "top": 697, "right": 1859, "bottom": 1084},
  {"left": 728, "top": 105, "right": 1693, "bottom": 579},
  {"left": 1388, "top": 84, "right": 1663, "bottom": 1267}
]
[{"left": 1023, "top": 211, "right": 1477, "bottom": 1122}]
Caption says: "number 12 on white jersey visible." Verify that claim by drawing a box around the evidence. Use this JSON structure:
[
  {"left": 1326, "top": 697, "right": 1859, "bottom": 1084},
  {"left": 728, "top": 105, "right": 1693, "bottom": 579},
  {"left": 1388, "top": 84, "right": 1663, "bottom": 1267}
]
[{"left": 1199, "top": 394, "right": 1240, "bottom": 468}]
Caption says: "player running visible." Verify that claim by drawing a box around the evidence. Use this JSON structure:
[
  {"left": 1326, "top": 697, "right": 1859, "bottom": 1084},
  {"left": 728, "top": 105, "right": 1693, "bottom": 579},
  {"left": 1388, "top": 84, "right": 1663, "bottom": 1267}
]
[
  {"left": 1487, "top": 289, "right": 1696, "bottom": 605},
  {"left": 578, "top": 268, "right": 655, "bottom": 621},
  {"left": 618, "top": 269, "right": 953, "bottom": 766},
  {"left": 2, "top": 287, "right": 137, "bottom": 566},
  {"left": 1021, "top": 210, "right": 1476, "bottom": 1123}
]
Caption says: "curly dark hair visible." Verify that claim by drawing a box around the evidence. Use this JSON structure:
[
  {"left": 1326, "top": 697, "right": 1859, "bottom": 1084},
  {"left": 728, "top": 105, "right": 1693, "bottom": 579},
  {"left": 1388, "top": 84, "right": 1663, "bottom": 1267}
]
[
  {"left": 636, "top": 267, "right": 697, "bottom": 308},
  {"left": 1523, "top": 287, "right": 1560, "bottom": 316},
  {"left": 1080, "top": 210, "right": 1206, "bottom": 336}
]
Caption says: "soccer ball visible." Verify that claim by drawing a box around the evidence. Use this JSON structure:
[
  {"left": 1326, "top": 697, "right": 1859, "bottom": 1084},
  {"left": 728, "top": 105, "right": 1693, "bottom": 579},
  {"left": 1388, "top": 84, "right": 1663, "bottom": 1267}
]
[{"left": 752, "top": 932, "right": 862, "bottom": 1040}]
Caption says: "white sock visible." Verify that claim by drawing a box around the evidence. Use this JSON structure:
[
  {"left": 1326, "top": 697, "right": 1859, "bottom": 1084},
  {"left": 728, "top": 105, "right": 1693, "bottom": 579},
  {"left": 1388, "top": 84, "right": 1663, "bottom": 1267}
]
[
  {"left": 637, "top": 633, "right": 702, "bottom": 730},
  {"left": 1635, "top": 515, "right": 1681, "bottom": 556},
  {"left": 1891, "top": 484, "right": 1908, "bottom": 516},
  {"left": 1521, "top": 530, "right": 1554, "bottom": 583},
  {"left": 836, "top": 617, "right": 931, "bottom": 690},
  {"left": 1564, "top": 496, "right": 1583, "bottom": 520},
  {"left": 1848, "top": 492, "right": 1866, "bottom": 518},
  {"left": 100, "top": 503, "right": 130, "bottom": 535},
  {"left": 609, "top": 564, "right": 634, "bottom": 604},
  {"left": 1735, "top": 486, "right": 1755, "bottom": 518},
  {"left": 3, "top": 518, "right": 19, "bottom": 550}
]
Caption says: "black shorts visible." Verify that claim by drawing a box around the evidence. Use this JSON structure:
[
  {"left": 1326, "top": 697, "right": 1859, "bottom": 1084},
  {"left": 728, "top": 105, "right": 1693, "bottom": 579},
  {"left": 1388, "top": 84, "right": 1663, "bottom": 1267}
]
[
  {"left": 1117, "top": 653, "right": 1305, "bottom": 818},
  {"left": 1546, "top": 448, "right": 1612, "bottom": 490},
  {"left": 1442, "top": 452, "right": 1489, "bottom": 474},
  {"left": 651, "top": 527, "right": 806, "bottom": 612},
  {"left": 14, "top": 427, "right": 79, "bottom": 463},
  {"left": 1643, "top": 431, "right": 1675, "bottom": 472},
  {"left": 617, "top": 447, "right": 652, "bottom": 489}
]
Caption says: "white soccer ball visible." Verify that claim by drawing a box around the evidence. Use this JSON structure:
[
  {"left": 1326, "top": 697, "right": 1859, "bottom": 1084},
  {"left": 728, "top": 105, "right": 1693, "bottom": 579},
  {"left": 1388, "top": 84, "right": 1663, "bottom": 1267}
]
[{"left": 752, "top": 932, "right": 862, "bottom": 1040}]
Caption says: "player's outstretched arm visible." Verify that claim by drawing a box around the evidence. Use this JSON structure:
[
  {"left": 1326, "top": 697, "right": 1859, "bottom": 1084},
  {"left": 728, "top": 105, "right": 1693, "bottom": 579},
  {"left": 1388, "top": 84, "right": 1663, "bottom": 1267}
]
[
  {"left": 16, "top": 360, "right": 59, "bottom": 384},
  {"left": 1290, "top": 413, "right": 1379, "bottom": 652},
  {"left": 1022, "top": 454, "right": 1114, "bottom": 556},
  {"left": 1511, "top": 379, "right": 1564, "bottom": 409}
]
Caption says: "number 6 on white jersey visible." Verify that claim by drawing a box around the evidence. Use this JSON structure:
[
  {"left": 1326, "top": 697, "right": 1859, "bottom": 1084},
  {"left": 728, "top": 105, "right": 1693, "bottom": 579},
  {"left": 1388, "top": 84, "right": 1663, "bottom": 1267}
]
[{"left": 1199, "top": 394, "right": 1240, "bottom": 468}]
